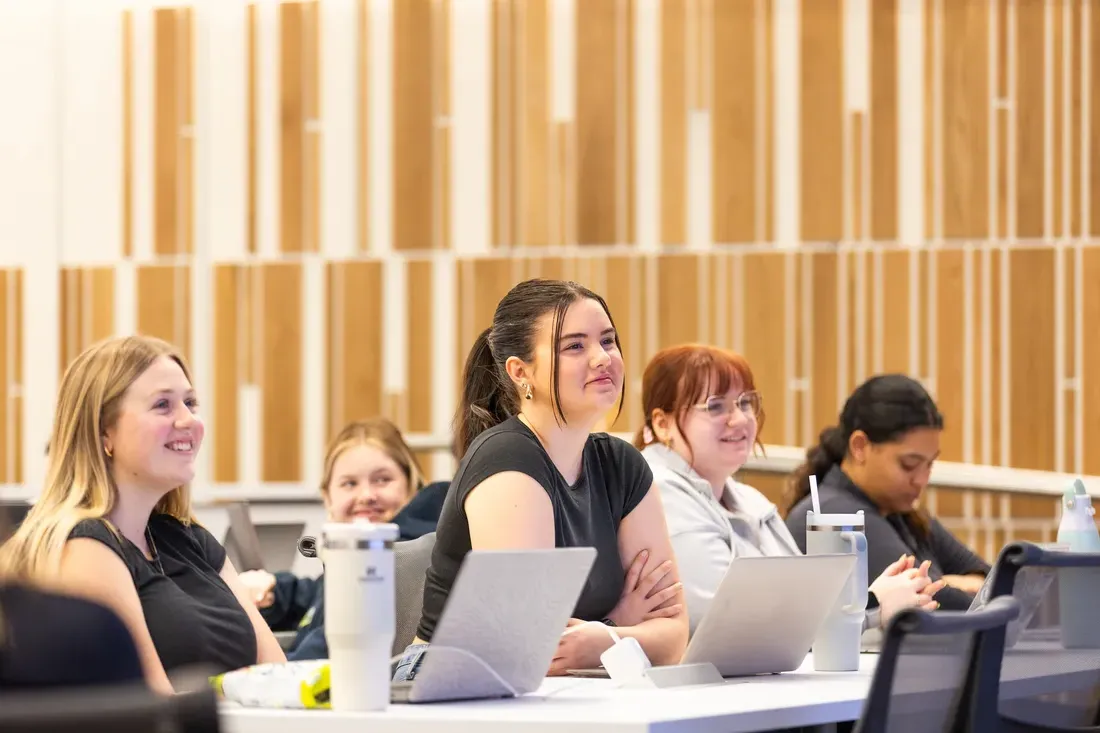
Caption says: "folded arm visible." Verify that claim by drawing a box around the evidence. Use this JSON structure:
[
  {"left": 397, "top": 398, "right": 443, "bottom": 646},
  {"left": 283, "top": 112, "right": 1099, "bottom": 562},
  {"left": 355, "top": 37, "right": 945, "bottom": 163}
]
[{"left": 609, "top": 485, "right": 690, "bottom": 665}]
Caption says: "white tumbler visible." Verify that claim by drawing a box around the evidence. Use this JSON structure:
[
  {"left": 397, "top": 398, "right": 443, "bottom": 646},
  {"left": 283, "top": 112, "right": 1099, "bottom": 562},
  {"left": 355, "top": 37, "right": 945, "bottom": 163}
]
[
  {"left": 321, "top": 520, "right": 399, "bottom": 711},
  {"left": 806, "top": 511, "right": 869, "bottom": 672}
]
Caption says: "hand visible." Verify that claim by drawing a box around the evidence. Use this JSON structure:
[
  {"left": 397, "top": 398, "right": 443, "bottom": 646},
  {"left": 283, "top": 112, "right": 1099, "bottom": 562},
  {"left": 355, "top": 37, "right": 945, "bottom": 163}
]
[
  {"left": 548, "top": 619, "right": 616, "bottom": 676},
  {"left": 869, "top": 555, "right": 946, "bottom": 627},
  {"left": 941, "top": 574, "right": 986, "bottom": 595},
  {"left": 606, "top": 550, "right": 684, "bottom": 627},
  {"left": 238, "top": 570, "right": 277, "bottom": 608}
]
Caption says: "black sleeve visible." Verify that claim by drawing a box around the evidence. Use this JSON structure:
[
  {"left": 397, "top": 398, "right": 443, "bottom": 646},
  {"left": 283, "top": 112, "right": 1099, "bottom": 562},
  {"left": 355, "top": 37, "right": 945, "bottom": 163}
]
[
  {"left": 870, "top": 516, "right": 975, "bottom": 611},
  {"left": 605, "top": 436, "right": 653, "bottom": 519},
  {"left": 68, "top": 519, "right": 134, "bottom": 575},
  {"left": 260, "top": 572, "right": 320, "bottom": 630},
  {"left": 452, "top": 430, "right": 558, "bottom": 506},
  {"left": 861, "top": 511, "right": 927, "bottom": 587},
  {"left": 927, "top": 518, "right": 991, "bottom": 577},
  {"left": 189, "top": 521, "right": 228, "bottom": 573},
  {"left": 785, "top": 500, "right": 809, "bottom": 553}
]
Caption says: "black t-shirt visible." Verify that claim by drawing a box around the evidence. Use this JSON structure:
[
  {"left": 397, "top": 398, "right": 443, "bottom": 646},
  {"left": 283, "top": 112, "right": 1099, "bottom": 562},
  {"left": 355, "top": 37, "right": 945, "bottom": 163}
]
[
  {"left": 68, "top": 514, "right": 257, "bottom": 674},
  {"left": 0, "top": 584, "right": 144, "bottom": 689},
  {"left": 416, "top": 417, "right": 653, "bottom": 641}
]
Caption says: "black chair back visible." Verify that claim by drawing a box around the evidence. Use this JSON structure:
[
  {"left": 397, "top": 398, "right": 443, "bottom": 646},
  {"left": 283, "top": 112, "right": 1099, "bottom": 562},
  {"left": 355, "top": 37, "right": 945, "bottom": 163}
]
[
  {"left": 0, "top": 682, "right": 220, "bottom": 733},
  {"left": 986, "top": 541, "right": 1100, "bottom": 730},
  {"left": 854, "top": 595, "right": 1020, "bottom": 733}
]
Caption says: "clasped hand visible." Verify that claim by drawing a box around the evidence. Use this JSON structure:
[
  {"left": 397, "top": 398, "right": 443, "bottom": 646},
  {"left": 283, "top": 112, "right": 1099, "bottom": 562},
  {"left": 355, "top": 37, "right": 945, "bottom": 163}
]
[
  {"left": 869, "top": 553, "right": 948, "bottom": 627},
  {"left": 549, "top": 549, "right": 683, "bottom": 676}
]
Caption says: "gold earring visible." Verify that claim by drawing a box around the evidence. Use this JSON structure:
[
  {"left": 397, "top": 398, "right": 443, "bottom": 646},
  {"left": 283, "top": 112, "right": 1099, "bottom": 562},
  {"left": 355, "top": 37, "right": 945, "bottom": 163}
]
[
  {"left": 104, "top": 446, "right": 113, "bottom": 459},
  {"left": 524, "top": 383, "right": 533, "bottom": 400}
]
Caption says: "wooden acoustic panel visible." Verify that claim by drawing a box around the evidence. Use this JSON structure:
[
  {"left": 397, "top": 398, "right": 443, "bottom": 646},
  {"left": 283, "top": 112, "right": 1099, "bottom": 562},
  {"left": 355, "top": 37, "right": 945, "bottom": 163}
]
[
  {"left": 327, "top": 261, "right": 383, "bottom": 437},
  {"left": 870, "top": 0, "right": 897, "bottom": 241},
  {"left": 0, "top": 272, "right": 10, "bottom": 482},
  {"left": 935, "top": 249, "right": 966, "bottom": 463},
  {"left": 153, "top": 8, "right": 193, "bottom": 256},
  {"left": 801, "top": 0, "right": 843, "bottom": 243},
  {"left": 601, "top": 254, "right": 643, "bottom": 433},
  {"left": 1013, "top": 0, "right": 1043, "bottom": 240},
  {"left": 1081, "top": 248, "right": 1100, "bottom": 475},
  {"left": 576, "top": 0, "right": 627, "bottom": 246},
  {"left": 659, "top": 0, "right": 685, "bottom": 246},
  {"left": 742, "top": 253, "right": 789, "bottom": 445},
  {"left": 940, "top": 0, "right": 988, "bottom": 240},
  {"left": 406, "top": 259, "right": 434, "bottom": 433},
  {"left": 261, "top": 263, "right": 302, "bottom": 481},
  {"left": 279, "top": 1, "right": 320, "bottom": 253},
  {"left": 212, "top": 265, "right": 242, "bottom": 482},
  {"left": 712, "top": 0, "right": 759, "bottom": 245},
  {"left": 655, "top": 254, "right": 700, "bottom": 349},
  {"left": 137, "top": 265, "right": 190, "bottom": 353},
  {"left": 394, "top": 0, "right": 434, "bottom": 250},
  {"left": 1008, "top": 248, "right": 1055, "bottom": 471}
]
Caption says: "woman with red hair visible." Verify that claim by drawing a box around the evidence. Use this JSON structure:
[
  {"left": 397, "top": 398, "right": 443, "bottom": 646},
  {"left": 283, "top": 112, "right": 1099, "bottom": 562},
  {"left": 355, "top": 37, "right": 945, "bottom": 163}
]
[{"left": 635, "top": 344, "right": 945, "bottom": 635}]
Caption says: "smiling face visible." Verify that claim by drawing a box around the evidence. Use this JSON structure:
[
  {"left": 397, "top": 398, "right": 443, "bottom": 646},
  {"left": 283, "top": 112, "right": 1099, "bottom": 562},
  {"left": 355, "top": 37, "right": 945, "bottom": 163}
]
[
  {"left": 103, "top": 355, "right": 204, "bottom": 494},
  {"left": 674, "top": 379, "right": 760, "bottom": 478},
  {"left": 518, "top": 297, "right": 625, "bottom": 424},
  {"left": 323, "top": 442, "right": 413, "bottom": 523}
]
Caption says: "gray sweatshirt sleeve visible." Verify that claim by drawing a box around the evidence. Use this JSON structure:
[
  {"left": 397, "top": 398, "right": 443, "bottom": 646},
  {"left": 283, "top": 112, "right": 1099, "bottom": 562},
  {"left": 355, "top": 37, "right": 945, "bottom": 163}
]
[{"left": 655, "top": 474, "right": 734, "bottom": 634}]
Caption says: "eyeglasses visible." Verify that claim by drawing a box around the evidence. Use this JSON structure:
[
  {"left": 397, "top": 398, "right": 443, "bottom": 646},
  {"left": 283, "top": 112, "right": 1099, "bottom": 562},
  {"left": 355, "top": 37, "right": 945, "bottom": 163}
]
[{"left": 691, "top": 391, "right": 762, "bottom": 420}]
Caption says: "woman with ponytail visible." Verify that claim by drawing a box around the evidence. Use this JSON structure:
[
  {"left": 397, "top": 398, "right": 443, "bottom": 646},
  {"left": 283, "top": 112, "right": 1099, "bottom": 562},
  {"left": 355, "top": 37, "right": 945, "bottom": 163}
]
[
  {"left": 785, "top": 374, "right": 991, "bottom": 610},
  {"left": 402, "top": 279, "right": 688, "bottom": 679}
]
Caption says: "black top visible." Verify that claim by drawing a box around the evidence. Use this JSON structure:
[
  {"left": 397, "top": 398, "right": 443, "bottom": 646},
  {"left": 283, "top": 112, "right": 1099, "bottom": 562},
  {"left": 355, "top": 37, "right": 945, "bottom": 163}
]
[
  {"left": 68, "top": 514, "right": 257, "bottom": 674},
  {"left": 416, "top": 417, "right": 653, "bottom": 641},
  {"left": 0, "top": 584, "right": 144, "bottom": 689},
  {"left": 785, "top": 465, "right": 991, "bottom": 611}
]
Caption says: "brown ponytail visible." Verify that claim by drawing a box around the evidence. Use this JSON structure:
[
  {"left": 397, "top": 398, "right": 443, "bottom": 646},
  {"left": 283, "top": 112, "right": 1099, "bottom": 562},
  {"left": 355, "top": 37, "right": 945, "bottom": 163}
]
[{"left": 452, "top": 327, "right": 517, "bottom": 458}]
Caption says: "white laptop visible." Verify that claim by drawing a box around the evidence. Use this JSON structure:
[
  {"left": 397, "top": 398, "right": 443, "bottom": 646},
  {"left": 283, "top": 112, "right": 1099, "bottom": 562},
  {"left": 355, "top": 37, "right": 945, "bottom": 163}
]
[
  {"left": 392, "top": 546, "right": 597, "bottom": 703},
  {"left": 680, "top": 554, "right": 857, "bottom": 677}
]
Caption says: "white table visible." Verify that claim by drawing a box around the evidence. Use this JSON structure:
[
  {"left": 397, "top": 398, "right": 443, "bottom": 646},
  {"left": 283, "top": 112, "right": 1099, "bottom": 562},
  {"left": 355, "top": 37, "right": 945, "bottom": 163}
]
[
  {"left": 220, "top": 645, "right": 1100, "bottom": 733},
  {"left": 221, "top": 655, "right": 869, "bottom": 733}
]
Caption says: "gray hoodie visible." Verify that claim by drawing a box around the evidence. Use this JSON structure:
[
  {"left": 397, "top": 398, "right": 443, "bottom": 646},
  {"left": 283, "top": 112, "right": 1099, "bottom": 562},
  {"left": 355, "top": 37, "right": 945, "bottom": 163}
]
[{"left": 642, "top": 444, "right": 880, "bottom": 635}]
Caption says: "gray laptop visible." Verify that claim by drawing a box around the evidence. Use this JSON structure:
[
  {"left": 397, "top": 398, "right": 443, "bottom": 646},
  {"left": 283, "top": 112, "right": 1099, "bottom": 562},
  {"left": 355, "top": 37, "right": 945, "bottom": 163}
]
[
  {"left": 391, "top": 546, "right": 597, "bottom": 703},
  {"left": 681, "top": 554, "right": 857, "bottom": 677}
]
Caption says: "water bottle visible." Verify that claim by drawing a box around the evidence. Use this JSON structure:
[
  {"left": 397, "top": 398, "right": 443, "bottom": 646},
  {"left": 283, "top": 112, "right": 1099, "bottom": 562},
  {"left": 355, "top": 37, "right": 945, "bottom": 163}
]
[
  {"left": 805, "top": 510, "right": 869, "bottom": 671},
  {"left": 1055, "top": 480, "right": 1100, "bottom": 649},
  {"left": 322, "top": 520, "right": 399, "bottom": 710}
]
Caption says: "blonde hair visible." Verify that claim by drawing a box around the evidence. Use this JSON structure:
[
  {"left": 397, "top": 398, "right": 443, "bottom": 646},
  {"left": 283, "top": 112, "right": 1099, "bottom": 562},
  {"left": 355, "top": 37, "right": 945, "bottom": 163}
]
[
  {"left": 320, "top": 418, "right": 425, "bottom": 497},
  {"left": 0, "top": 335, "right": 196, "bottom": 581}
]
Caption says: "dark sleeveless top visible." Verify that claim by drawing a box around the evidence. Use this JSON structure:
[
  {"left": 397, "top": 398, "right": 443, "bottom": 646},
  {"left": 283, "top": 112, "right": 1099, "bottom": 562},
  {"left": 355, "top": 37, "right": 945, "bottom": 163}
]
[{"left": 69, "top": 514, "right": 257, "bottom": 674}]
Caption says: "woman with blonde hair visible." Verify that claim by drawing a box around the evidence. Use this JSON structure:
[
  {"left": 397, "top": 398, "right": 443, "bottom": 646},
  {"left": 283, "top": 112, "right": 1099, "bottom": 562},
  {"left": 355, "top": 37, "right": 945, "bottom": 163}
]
[
  {"left": 0, "top": 335, "right": 285, "bottom": 693},
  {"left": 239, "top": 417, "right": 445, "bottom": 661}
]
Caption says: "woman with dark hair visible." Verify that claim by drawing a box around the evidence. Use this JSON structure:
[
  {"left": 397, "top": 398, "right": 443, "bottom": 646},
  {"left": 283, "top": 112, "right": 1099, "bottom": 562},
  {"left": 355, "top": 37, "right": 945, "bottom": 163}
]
[
  {"left": 636, "top": 345, "right": 943, "bottom": 634},
  {"left": 400, "top": 278, "right": 689, "bottom": 679},
  {"left": 784, "top": 374, "right": 990, "bottom": 611}
]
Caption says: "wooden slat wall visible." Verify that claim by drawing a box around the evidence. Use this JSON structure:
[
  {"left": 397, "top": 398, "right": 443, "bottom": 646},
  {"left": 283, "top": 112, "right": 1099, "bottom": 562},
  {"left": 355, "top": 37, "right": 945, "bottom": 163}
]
[{"left": 3, "top": 0, "right": 1100, "bottom": 513}]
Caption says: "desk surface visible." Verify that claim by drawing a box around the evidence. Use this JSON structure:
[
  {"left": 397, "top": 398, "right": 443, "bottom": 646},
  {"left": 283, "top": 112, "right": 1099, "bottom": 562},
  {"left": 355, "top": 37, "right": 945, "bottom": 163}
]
[
  {"left": 220, "top": 645, "right": 1100, "bottom": 733},
  {"left": 222, "top": 657, "right": 872, "bottom": 733}
]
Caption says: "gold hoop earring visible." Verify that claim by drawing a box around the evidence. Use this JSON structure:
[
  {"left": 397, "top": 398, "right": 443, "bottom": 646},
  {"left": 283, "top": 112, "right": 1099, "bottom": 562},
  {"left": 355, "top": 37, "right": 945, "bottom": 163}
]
[
  {"left": 104, "top": 446, "right": 113, "bottom": 459},
  {"left": 523, "top": 383, "right": 533, "bottom": 400}
]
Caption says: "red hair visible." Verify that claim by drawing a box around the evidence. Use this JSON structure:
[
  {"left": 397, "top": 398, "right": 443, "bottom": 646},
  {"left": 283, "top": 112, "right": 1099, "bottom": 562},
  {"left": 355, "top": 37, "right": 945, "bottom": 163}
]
[{"left": 633, "top": 344, "right": 766, "bottom": 462}]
